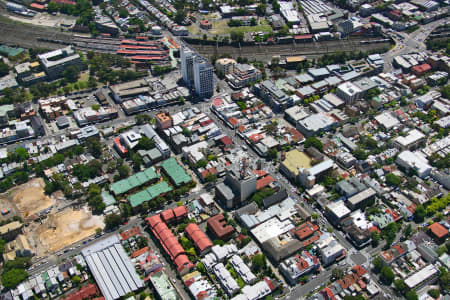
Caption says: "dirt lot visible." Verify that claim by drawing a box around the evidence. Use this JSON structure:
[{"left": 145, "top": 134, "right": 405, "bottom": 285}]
[
  {"left": 7, "top": 12, "right": 77, "bottom": 27},
  {"left": 13, "top": 178, "right": 54, "bottom": 217},
  {"left": 34, "top": 206, "right": 104, "bottom": 254},
  {"left": 0, "top": 178, "right": 55, "bottom": 219}
]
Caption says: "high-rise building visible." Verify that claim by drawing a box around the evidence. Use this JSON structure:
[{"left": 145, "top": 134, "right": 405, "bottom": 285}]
[
  {"left": 181, "top": 46, "right": 214, "bottom": 99},
  {"left": 193, "top": 56, "right": 214, "bottom": 99},
  {"left": 181, "top": 47, "right": 195, "bottom": 87}
]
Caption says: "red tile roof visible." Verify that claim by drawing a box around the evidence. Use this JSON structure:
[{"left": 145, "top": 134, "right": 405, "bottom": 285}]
[
  {"left": 114, "top": 137, "right": 127, "bottom": 154},
  {"left": 352, "top": 265, "right": 367, "bottom": 277},
  {"left": 295, "top": 222, "right": 320, "bottom": 240},
  {"left": 161, "top": 209, "right": 175, "bottom": 223},
  {"left": 207, "top": 214, "right": 235, "bottom": 239},
  {"left": 256, "top": 175, "right": 275, "bottom": 190},
  {"left": 51, "top": 0, "right": 76, "bottom": 5},
  {"left": 173, "top": 205, "right": 188, "bottom": 218},
  {"left": 120, "top": 226, "right": 141, "bottom": 240},
  {"left": 429, "top": 222, "right": 448, "bottom": 239},
  {"left": 131, "top": 247, "right": 149, "bottom": 258},
  {"left": 228, "top": 117, "right": 239, "bottom": 126},
  {"left": 65, "top": 284, "right": 98, "bottom": 300},
  {"left": 294, "top": 34, "right": 313, "bottom": 40},
  {"left": 212, "top": 98, "right": 224, "bottom": 107},
  {"left": 200, "top": 119, "right": 213, "bottom": 127},
  {"left": 220, "top": 136, "right": 233, "bottom": 146},
  {"left": 253, "top": 169, "right": 268, "bottom": 178},
  {"left": 146, "top": 213, "right": 194, "bottom": 274},
  {"left": 412, "top": 63, "right": 431, "bottom": 74},
  {"left": 30, "top": 3, "right": 45, "bottom": 9},
  {"left": 185, "top": 223, "right": 213, "bottom": 253},
  {"left": 249, "top": 133, "right": 264, "bottom": 143}
]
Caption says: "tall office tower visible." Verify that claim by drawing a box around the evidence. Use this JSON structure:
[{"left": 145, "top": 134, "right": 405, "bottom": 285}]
[
  {"left": 181, "top": 46, "right": 195, "bottom": 87},
  {"left": 193, "top": 56, "right": 214, "bottom": 99}
]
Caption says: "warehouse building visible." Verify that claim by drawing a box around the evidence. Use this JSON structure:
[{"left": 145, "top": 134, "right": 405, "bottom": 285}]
[{"left": 82, "top": 235, "right": 144, "bottom": 300}]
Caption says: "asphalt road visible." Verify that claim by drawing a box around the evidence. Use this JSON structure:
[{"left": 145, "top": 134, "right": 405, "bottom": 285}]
[
  {"left": 383, "top": 18, "right": 449, "bottom": 72},
  {"left": 284, "top": 270, "right": 332, "bottom": 300}
]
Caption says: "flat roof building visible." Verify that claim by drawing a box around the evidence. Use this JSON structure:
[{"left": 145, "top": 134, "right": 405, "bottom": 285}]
[
  {"left": 404, "top": 264, "right": 439, "bottom": 290},
  {"left": 297, "top": 113, "right": 337, "bottom": 137},
  {"left": 37, "top": 46, "right": 82, "bottom": 80},
  {"left": 393, "top": 129, "right": 426, "bottom": 151}
]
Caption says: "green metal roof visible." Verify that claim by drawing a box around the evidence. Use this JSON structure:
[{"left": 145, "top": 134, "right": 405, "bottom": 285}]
[
  {"left": 110, "top": 179, "right": 132, "bottom": 195},
  {"left": 101, "top": 191, "right": 116, "bottom": 207},
  {"left": 128, "top": 181, "right": 172, "bottom": 207},
  {"left": 0, "top": 45, "right": 25, "bottom": 57},
  {"left": 129, "top": 190, "right": 151, "bottom": 207},
  {"left": 160, "top": 158, "right": 191, "bottom": 187},
  {"left": 110, "top": 167, "right": 160, "bottom": 195},
  {"left": 147, "top": 181, "right": 172, "bottom": 199}
]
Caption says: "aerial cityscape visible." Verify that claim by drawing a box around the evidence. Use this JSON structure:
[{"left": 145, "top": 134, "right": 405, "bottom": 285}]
[{"left": 0, "top": 0, "right": 448, "bottom": 299}]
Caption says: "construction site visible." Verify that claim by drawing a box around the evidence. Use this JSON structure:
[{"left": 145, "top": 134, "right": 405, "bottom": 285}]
[{"left": 0, "top": 178, "right": 104, "bottom": 257}]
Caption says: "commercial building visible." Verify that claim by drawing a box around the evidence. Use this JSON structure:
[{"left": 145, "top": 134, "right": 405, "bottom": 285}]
[
  {"left": 396, "top": 151, "right": 432, "bottom": 178},
  {"left": 346, "top": 188, "right": 376, "bottom": 211},
  {"left": 193, "top": 56, "right": 214, "bottom": 98},
  {"left": 374, "top": 112, "right": 401, "bottom": 130},
  {"left": 156, "top": 112, "right": 172, "bottom": 130},
  {"left": 226, "top": 64, "right": 262, "bottom": 89},
  {"left": 73, "top": 106, "right": 118, "bottom": 126},
  {"left": 336, "top": 177, "right": 367, "bottom": 198},
  {"left": 280, "top": 251, "right": 320, "bottom": 285},
  {"left": 284, "top": 106, "right": 309, "bottom": 126},
  {"left": 280, "top": 149, "right": 312, "bottom": 181},
  {"left": 109, "top": 79, "right": 152, "bottom": 103},
  {"left": 82, "top": 235, "right": 144, "bottom": 300},
  {"left": 257, "top": 80, "right": 292, "bottom": 113},
  {"left": 215, "top": 58, "right": 237, "bottom": 76},
  {"left": 297, "top": 159, "right": 334, "bottom": 188},
  {"left": 336, "top": 82, "right": 363, "bottom": 104},
  {"left": 316, "top": 235, "right": 346, "bottom": 266},
  {"left": 325, "top": 200, "right": 351, "bottom": 227},
  {"left": 392, "top": 129, "right": 426, "bottom": 151},
  {"left": 37, "top": 47, "right": 82, "bottom": 80},
  {"left": 279, "top": 1, "right": 301, "bottom": 24},
  {"left": 297, "top": 113, "right": 337, "bottom": 137},
  {"left": 181, "top": 47, "right": 195, "bottom": 87},
  {"left": 404, "top": 264, "right": 439, "bottom": 290},
  {"left": 185, "top": 223, "right": 213, "bottom": 255},
  {"left": 222, "top": 162, "right": 257, "bottom": 208}
]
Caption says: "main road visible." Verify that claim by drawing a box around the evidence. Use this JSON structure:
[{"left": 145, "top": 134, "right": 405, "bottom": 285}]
[{"left": 383, "top": 18, "right": 449, "bottom": 72}]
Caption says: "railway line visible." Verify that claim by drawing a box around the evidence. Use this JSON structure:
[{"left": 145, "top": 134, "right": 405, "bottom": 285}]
[{"left": 188, "top": 38, "right": 392, "bottom": 60}]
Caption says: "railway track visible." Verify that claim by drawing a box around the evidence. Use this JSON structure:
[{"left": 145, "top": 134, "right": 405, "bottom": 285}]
[{"left": 189, "top": 38, "right": 391, "bottom": 59}]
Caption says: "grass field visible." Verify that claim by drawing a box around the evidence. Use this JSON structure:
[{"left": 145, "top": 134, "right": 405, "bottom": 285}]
[
  {"left": 210, "top": 19, "right": 273, "bottom": 35},
  {"left": 189, "top": 18, "right": 273, "bottom": 36}
]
